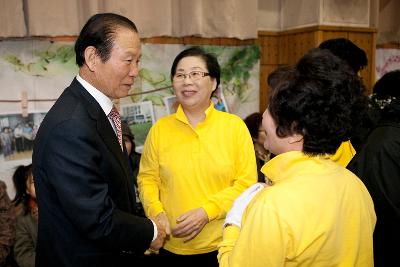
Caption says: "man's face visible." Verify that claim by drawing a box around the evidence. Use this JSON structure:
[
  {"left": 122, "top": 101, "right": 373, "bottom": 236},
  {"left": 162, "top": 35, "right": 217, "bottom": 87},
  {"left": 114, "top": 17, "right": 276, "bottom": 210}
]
[{"left": 94, "top": 27, "right": 141, "bottom": 99}]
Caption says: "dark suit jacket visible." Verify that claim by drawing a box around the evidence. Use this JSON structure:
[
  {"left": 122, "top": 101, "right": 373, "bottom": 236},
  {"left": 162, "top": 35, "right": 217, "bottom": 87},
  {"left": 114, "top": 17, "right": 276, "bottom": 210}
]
[
  {"left": 347, "top": 119, "right": 400, "bottom": 267},
  {"left": 32, "top": 78, "right": 154, "bottom": 267}
]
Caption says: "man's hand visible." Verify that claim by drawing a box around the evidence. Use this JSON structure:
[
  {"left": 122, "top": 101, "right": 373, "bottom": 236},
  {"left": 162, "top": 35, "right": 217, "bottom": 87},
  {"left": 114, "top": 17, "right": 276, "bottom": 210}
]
[
  {"left": 149, "top": 218, "right": 166, "bottom": 251},
  {"left": 172, "top": 208, "right": 209, "bottom": 242}
]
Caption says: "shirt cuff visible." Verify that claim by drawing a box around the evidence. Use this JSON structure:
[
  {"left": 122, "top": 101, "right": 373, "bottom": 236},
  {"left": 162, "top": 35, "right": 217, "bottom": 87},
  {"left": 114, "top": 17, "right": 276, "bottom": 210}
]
[
  {"left": 203, "top": 202, "right": 220, "bottom": 221},
  {"left": 151, "top": 219, "right": 158, "bottom": 241}
]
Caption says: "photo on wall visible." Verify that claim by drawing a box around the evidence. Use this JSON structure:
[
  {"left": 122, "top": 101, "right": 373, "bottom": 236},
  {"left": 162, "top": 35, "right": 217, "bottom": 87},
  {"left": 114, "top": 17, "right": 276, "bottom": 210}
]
[
  {"left": 163, "top": 95, "right": 177, "bottom": 115},
  {"left": 0, "top": 112, "right": 46, "bottom": 162},
  {"left": 120, "top": 101, "right": 156, "bottom": 153},
  {"left": 211, "top": 86, "right": 229, "bottom": 112}
]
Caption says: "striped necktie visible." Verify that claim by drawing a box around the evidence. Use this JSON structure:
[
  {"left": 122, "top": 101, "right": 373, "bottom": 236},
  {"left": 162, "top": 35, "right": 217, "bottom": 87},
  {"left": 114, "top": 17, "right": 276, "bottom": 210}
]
[{"left": 108, "top": 106, "right": 123, "bottom": 150}]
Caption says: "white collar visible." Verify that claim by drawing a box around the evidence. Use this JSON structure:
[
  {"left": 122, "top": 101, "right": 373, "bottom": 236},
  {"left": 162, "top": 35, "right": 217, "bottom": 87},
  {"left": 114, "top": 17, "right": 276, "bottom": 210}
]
[{"left": 76, "top": 75, "right": 113, "bottom": 115}]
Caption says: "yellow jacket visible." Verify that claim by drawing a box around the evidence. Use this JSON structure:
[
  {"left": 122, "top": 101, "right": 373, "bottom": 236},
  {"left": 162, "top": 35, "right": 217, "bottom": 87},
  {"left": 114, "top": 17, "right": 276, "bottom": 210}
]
[
  {"left": 218, "top": 151, "right": 376, "bottom": 267},
  {"left": 330, "top": 140, "right": 356, "bottom": 167}
]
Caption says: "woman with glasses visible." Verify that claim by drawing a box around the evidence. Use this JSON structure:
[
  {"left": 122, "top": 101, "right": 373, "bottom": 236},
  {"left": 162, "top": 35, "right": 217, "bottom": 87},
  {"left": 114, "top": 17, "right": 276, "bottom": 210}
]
[{"left": 138, "top": 47, "right": 257, "bottom": 266}]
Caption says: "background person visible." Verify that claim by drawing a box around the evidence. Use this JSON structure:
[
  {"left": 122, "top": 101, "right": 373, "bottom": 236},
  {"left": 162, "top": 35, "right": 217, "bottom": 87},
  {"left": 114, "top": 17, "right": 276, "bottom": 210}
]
[
  {"left": 347, "top": 69, "right": 400, "bottom": 267},
  {"left": 32, "top": 13, "right": 165, "bottom": 267},
  {"left": 121, "top": 121, "right": 144, "bottom": 217},
  {"left": 243, "top": 112, "right": 271, "bottom": 183},
  {"left": 0, "top": 180, "right": 15, "bottom": 267},
  {"left": 319, "top": 37, "right": 372, "bottom": 152},
  {"left": 12, "top": 164, "right": 37, "bottom": 267},
  {"left": 138, "top": 47, "right": 257, "bottom": 267}
]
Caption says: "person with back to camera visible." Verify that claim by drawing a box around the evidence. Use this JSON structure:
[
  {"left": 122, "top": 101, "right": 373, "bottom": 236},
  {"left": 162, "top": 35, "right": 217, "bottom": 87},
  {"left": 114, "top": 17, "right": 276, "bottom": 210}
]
[
  {"left": 137, "top": 46, "right": 257, "bottom": 267},
  {"left": 266, "top": 64, "right": 356, "bottom": 168},
  {"left": 32, "top": 13, "right": 166, "bottom": 267},
  {"left": 12, "top": 164, "right": 37, "bottom": 267},
  {"left": 218, "top": 48, "right": 376, "bottom": 267},
  {"left": 347, "top": 69, "right": 400, "bottom": 267},
  {"left": 319, "top": 37, "right": 374, "bottom": 153}
]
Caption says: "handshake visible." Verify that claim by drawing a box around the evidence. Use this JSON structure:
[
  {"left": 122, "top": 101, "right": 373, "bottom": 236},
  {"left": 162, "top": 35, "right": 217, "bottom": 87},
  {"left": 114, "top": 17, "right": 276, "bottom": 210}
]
[
  {"left": 148, "top": 207, "right": 209, "bottom": 251},
  {"left": 149, "top": 212, "right": 170, "bottom": 251}
]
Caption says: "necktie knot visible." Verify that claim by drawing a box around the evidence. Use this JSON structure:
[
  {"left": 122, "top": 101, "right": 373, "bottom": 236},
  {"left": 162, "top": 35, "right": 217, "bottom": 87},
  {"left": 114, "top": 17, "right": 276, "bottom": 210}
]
[{"left": 108, "top": 106, "right": 123, "bottom": 150}]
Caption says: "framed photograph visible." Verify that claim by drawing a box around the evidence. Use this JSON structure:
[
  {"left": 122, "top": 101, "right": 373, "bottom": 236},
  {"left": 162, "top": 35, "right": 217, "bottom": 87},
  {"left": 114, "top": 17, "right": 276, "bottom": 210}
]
[
  {"left": 0, "top": 112, "right": 46, "bottom": 162},
  {"left": 120, "top": 101, "right": 156, "bottom": 153},
  {"left": 163, "top": 95, "right": 178, "bottom": 115},
  {"left": 211, "top": 86, "right": 229, "bottom": 112}
]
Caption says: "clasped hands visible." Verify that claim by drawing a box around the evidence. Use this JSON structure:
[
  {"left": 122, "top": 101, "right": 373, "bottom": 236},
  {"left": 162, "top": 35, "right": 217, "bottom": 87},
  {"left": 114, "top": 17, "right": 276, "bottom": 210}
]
[{"left": 149, "top": 207, "right": 209, "bottom": 251}]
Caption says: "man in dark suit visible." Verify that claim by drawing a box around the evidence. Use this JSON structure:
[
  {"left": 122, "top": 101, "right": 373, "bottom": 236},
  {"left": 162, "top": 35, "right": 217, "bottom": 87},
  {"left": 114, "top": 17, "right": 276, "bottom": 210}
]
[{"left": 32, "top": 13, "right": 165, "bottom": 267}]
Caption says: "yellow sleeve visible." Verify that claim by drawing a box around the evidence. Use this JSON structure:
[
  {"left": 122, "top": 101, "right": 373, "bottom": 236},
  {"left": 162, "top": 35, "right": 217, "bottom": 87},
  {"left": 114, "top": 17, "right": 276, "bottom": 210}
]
[
  {"left": 330, "top": 140, "right": 356, "bottom": 167},
  {"left": 218, "top": 225, "right": 240, "bottom": 267},
  {"left": 202, "top": 120, "right": 258, "bottom": 221},
  {"left": 137, "top": 125, "right": 164, "bottom": 218},
  {"left": 218, "top": 197, "right": 288, "bottom": 267}
]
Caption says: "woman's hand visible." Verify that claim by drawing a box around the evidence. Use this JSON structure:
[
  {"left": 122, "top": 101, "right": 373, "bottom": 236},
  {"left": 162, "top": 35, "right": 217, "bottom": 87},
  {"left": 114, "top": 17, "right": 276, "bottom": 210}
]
[{"left": 172, "top": 208, "right": 209, "bottom": 242}]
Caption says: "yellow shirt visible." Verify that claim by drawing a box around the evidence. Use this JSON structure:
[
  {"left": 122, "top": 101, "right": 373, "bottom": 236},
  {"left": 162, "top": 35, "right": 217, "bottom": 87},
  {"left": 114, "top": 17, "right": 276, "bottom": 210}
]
[
  {"left": 138, "top": 103, "right": 257, "bottom": 255},
  {"left": 218, "top": 151, "right": 376, "bottom": 267},
  {"left": 330, "top": 140, "right": 356, "bottom": 167}
]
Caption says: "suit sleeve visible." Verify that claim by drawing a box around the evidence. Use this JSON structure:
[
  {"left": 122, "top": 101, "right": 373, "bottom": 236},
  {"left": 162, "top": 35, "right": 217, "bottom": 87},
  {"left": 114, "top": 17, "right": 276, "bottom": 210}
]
[{"left": 42, "top": 118, "right": 154, "bottom": 252}]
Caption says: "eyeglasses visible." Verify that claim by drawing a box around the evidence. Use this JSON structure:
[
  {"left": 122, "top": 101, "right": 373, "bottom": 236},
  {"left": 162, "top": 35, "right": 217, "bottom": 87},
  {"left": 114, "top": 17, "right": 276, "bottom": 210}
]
[{"left": 173, "top": 71, "right": 210, "bottom": 82}]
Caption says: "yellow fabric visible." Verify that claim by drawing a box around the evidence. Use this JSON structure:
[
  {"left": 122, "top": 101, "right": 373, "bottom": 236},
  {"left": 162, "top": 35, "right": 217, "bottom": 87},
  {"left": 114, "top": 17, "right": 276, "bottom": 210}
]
[
  {"left": 218, "top": 151, "right": 376, "bottom": 267},
  {"left": 330, "top": 140, "right": 356, "bottom": 167},
  {"left": 138, "top": 103, "right": 257, "bottom": 255}
]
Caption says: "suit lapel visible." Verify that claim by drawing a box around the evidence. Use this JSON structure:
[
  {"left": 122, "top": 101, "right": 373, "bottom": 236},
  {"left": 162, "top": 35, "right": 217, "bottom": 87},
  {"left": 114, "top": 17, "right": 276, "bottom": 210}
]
[{"left": 69, "top": 79, "right": 131, "bottom": 180}]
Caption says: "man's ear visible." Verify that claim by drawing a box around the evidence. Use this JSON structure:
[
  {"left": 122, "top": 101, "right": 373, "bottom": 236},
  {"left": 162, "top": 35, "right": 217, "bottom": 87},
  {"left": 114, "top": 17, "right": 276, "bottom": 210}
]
[{"left": 84, "top": 46, "right": 98, "bottom": 72}]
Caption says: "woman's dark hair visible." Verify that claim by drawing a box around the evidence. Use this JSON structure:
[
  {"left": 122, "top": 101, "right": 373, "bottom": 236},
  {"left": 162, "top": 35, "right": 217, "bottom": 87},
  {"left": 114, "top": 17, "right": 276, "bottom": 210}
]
[
  {"left": 268, "top": 48, "right": 368, "bottom": 155},
  {"left": 244, "top": 113, "right": 263, "bottom": 140},
  {"left": 75, "top": 13, "right": 138, "bottom": 67},
  {"left": 12, "top": 164, "right": 33, "bottom": 214},
  {"left": 170, "top": 46, "right": 220, "bottom": 90},
  {"left": 319, "top": 38, "right": 367, "bottom": 74},
  {"left": 371, "top": 69, "right": 400, "bottom": 123}
]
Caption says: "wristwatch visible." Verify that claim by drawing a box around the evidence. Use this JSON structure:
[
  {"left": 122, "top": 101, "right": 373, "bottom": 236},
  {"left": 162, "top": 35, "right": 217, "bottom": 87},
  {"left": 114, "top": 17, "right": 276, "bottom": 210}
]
[{"left": 223, "top": 223, "right": 236, "bottom": 228}]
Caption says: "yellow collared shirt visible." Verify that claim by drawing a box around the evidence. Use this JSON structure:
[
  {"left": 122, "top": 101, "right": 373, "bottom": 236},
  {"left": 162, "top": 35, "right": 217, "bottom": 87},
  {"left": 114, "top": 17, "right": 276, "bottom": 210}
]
[{"left": 138, "top": 103, "right": 257, "bottom": 255}]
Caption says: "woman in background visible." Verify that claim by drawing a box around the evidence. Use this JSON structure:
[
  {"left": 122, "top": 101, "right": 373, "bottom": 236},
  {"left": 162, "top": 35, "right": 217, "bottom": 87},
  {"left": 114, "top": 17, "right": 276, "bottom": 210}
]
[
  {"left": 347, "top": 70, "right": 400, "bottom": 267},
  {"left": 12, "top": 164, "right": 37, "bottom": 267},
  {"left": 244, "top": 112, "right": 270, "bottom": 183}
]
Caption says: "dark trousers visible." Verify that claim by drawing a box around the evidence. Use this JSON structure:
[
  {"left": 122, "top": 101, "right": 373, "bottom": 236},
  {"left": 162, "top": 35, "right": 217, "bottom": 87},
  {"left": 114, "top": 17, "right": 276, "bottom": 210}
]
[{"left": 143, "top": 248, "right": 219, "bottom": 267}]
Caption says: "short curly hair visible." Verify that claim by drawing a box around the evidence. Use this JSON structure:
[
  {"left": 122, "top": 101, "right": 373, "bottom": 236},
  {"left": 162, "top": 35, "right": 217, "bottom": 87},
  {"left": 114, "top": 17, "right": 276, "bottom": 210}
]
[
  {"left": 318, "top": 38, "right": 367, "bottom": 74},
  {"left": 268, "top": 48, "right": 368, "bottom": 155}
]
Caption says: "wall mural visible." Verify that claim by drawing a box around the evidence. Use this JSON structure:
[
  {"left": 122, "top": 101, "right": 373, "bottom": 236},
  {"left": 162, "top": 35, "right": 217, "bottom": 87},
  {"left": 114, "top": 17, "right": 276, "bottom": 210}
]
[
  {"left": 376, "top": 48, "right": 400, "bottom": 80},
  {"left": 0, "top": 39, "right": 260, "bottom": 196}
]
